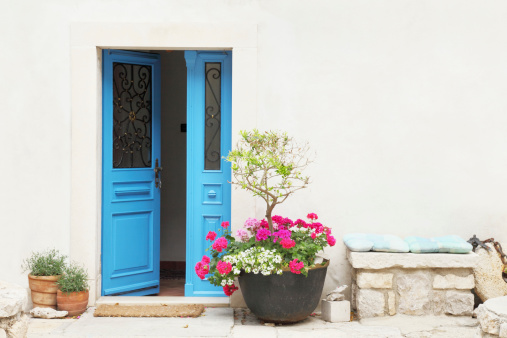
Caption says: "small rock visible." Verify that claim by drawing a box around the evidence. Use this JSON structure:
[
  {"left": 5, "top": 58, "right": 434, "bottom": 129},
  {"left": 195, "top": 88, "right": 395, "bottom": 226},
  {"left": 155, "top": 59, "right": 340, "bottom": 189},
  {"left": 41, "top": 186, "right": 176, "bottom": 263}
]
[
  {"left": 30, "top": 307, "right": 68, "bottom": 319},
  {"left": 264, "top": 323, "right": 275, "bottom": 327},
  {"left": 477, "top": 304, "right": 501, "bottom": 335},
  {"left": 500, "top": 323, "right": 507, "bottom": 338}
]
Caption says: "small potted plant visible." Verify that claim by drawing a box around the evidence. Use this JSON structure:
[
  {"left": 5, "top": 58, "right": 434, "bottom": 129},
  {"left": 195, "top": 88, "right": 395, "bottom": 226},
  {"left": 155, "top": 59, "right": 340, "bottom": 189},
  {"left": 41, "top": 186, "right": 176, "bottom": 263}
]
[
  {"left": 194, "top": 130, "right": 336, "bottom": 323},
  {"left": 22, "top": 249, "right": 66, "bottom": 309},
  {"left": 56, "top": 262, "right": 89, "bottom": 316}
]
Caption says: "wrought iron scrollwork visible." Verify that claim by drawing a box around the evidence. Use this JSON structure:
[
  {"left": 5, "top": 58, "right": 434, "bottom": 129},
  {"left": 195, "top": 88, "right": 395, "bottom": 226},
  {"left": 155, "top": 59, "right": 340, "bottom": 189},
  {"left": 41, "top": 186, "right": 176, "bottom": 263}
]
[
  {"left": 112, "top": 62, "right": 152, "bottom": 168},
  {"left": 205, "top": 62, "right": 221, "bottom": 170}
]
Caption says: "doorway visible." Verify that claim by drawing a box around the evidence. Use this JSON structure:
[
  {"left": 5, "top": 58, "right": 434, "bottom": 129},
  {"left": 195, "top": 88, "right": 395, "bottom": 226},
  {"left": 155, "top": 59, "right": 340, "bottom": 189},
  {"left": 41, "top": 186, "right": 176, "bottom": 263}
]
[{"left": 101, "top": 49, "right": 232, "bottom": 297}]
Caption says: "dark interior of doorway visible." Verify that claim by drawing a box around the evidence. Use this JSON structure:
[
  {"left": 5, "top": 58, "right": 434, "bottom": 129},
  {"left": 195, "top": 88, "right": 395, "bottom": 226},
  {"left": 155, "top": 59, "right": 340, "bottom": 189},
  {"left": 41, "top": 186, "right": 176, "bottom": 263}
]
[{"left": 154, "top": 50, "right": 187, "bottom": 297}]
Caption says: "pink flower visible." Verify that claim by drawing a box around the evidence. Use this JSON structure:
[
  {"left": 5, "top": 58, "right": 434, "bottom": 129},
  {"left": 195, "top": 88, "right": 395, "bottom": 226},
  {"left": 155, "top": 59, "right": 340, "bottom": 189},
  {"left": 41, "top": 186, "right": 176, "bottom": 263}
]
[
  {"left": 221, "top": 221, "right": 230, "bottom": 228},
  {"left": 255, "top": 228, "right": 271, "bottom": 241},
  {"left": 194, "top": 261, "right": 209, "bottom": 279},
  {"left": 327, "top": 235, "right": 336, "bottom": 246},
  {"left": 206, "top": 231, "right": 217, "bottom": 241},
  {"left": 216, "top": 261, "right": 232, "bottom": 275},
  {"left": 294, "top": 219, "right": 308, "bottom": 228},
  {"left": 272, "top": 215, "right": 284, "bottom": 224},
  {"left": 212, "top": 237, "right": 228, "bottom": 252},
  {"left": 236, "top": 229, "right": 250, "bottom": 242},
  {"left": 274, "top": 229, "right": 291, "bottom": 240},
  {"left": 289, "top": 259, "right": 304, "bottom": 274},
  {"left": 201, "top": 255, "right": 210, "bottom": 264},
  {"left": 280, "top": 238, "right": 296, "bottom": 249},
  {"left": 307, "top": 213, "right": 318, "bottom": 220},
  {"left": 311, "top": 232, "right": 317, "bottom": 240},
  {"left": 223, "top": 284, "right": 238, "bottom": 296},
  {"left": 260, "top": 219, "right": 269, "bottom": 229}
]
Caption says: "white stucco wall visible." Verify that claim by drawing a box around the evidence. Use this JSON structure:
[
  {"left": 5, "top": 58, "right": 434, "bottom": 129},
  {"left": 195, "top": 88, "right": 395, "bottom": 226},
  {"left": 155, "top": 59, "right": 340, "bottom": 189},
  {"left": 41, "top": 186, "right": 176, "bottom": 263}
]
[{"left": 1, "top": 0, "right": 507, "bottom": 305}]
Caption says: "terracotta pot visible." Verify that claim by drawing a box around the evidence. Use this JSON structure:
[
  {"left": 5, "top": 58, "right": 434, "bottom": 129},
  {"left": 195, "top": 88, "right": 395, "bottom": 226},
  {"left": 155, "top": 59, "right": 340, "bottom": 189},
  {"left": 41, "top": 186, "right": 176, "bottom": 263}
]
[
  {"left": 238, "top": 260, "right": 329, "bottom": 323},
  {"left": 57, "top": 290, "right": 89, "bottom": 316},
  {"left": 28, "top": 274, "right": 60, "bottom": 309}
]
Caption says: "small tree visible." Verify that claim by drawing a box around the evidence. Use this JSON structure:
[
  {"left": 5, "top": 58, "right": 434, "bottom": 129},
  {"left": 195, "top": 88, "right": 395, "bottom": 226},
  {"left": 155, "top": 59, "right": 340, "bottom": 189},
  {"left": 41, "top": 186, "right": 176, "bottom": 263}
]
[{"left": 226, "top": 130, "right": 312, "bottom": 233}]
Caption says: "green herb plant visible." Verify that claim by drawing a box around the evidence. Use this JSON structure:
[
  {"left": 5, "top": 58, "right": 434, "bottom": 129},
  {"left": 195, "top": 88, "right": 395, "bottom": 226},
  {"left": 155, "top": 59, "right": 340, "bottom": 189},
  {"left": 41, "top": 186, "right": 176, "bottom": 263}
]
[
  {"left": 21, "top": 249, "right": 66, "bottom": 276},
  {"left": 56, "top": 262, "right": 89, "bottom": 294}
]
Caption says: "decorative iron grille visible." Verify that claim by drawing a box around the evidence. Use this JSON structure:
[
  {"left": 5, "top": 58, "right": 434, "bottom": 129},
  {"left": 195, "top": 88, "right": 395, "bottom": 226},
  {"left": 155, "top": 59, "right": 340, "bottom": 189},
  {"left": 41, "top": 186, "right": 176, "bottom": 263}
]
[
  {"left": 112, "top": 62, "right": 152, "bottom": 168},
  {"left": 204, "top": 62, "right": 221, "bottom": 170}
]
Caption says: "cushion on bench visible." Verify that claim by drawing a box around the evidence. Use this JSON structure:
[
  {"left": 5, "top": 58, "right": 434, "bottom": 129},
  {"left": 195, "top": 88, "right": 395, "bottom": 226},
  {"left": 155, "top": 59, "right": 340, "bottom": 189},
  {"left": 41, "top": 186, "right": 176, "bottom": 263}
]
[{"left": 343, "top": 233, "right": 409, "bottom": 253}]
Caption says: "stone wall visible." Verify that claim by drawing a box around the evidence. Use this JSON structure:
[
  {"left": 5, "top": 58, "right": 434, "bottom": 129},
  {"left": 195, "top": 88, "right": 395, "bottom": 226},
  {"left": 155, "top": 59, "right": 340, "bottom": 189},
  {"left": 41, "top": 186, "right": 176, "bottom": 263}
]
[
  {"left": 0, "top": 281, "right": 29, "bottom": 338},
  {"left": 347, "top": 250, "right": 478, "bottom": 319}
]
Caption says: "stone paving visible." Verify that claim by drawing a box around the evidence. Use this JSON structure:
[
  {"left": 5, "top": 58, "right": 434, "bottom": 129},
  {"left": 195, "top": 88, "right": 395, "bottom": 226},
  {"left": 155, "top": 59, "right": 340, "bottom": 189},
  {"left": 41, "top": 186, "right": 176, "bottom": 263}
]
[{"left": 25, "top": 306, "right": 486, "bottom": 338}]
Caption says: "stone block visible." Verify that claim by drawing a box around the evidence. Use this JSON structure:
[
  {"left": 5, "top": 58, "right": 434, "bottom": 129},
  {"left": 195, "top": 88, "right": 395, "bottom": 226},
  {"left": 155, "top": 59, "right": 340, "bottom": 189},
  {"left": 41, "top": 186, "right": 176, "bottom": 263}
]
[
  {"left": 321, "top": 300, "right": 350, "bottom": 322},
  {"left": 6, "top": 314, "right": 28, "bottom": 338},
  {"left": 397, "top": 272, "right": 432, "bottom": 315},
  {"left": 444, "top": 290, "right": 474, "bottom": 316},
  {"left": 0, "top": 282, "right": 28, "bottom": 318},
  {"left": 347, "top": 250, "right": 478, "bottom": 269},
  {"left": 357, "top": 289, "right": 385, "bottom": 319},
  {"left": 477, "top": 296, "right": 507, "bottom": 336},
  {"left": 351, "top": 282, "right": 358, "bottom": 311},
  {"left": 433, "top": 291, "right": 446, "bottom": 315},
  {"left": 0, "top": 329, "right": 5, "bottom": 338},
  {"left": 433, "top": 274, "right": 474, "bottom": 290},
  {"left": 500, "top": 323, "right": 507, "bottom": 338},
  {"left": 357, "top": 272, "right": 393, "bottom": 289},
  {"left": 387, "top": 291, "right": 396, "bottom": 316}
]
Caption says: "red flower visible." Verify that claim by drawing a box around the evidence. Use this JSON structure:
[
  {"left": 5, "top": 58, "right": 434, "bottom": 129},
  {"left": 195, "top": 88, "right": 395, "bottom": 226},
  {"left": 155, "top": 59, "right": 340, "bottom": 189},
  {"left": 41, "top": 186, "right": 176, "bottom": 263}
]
[
  {"left": 307, "top": 213, "right": 318, "bottom": 220},
  {"left": 289, "top": 259, "right": 304, "bottom": 274},
  {"left": 327, "top": 235, "right": 336, "bottom": 247},
  {"left": 311, "top": 232, "right": 317, "bottom": 239},
  {"left": 280, "top": 238, "right": 296, "bottom": 249},
  {"left": 216, "top": 261, "right": 232, "bottom": 275},
  {"left": 221, "top": 221, "right": 230, "bottom": 228},
  {"left": 206, "top": 231, "right": 217, "bottom": 241},
  {"left": 212, "top": 237, "right": 228, "bottom": 252},
  {"left": 223, "top": 284, "right": 238, "bottom": 296}
]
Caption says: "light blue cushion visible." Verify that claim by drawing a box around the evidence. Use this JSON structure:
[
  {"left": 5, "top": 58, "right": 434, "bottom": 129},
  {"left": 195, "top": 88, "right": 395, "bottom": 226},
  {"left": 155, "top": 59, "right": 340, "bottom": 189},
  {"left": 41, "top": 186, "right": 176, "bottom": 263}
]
[
  {"left": 343, "top": 233, "right": 409, "bottom": 253},
  {"left": 433, "top": 235, "right": 473, "bottom": 254},
  {"left": 404, "top": 235, "right": 472, "bottom": 254},
  {"left": 404, "top": 236, "right": 440, "bottom": 253}
]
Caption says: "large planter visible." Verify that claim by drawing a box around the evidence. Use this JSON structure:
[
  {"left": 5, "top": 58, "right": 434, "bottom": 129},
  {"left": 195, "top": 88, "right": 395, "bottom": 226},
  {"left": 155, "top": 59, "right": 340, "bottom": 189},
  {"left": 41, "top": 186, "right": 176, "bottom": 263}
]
[
  {"left": 57, "top": 290, "right": 89, "bottom": 316},
  {"left": 28, "top": 274, "right": 60, "bottom": 309},
  {"left": 238, "top": 261, "right": 329, "bottom": 323}
]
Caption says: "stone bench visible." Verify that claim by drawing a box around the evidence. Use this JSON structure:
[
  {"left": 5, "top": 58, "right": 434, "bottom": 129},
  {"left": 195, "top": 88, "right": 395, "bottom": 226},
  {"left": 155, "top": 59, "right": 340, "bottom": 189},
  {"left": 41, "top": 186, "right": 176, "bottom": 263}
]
[
  {"left": 347, "top": 249, "right": 479, "bottom": 319},
  {"left": 0, "top": 281, "right": 29, "bottom": 338}
]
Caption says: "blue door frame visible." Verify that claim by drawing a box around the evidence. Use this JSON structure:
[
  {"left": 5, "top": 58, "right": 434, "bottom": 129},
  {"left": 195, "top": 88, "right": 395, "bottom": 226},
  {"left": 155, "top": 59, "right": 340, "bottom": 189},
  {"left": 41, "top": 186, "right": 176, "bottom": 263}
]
[
  {"left": 101, "top": 49, "right": 231, "bottom": 297},
  {"left": 185, "top": 51, "right": 232, "bottom": 297}
]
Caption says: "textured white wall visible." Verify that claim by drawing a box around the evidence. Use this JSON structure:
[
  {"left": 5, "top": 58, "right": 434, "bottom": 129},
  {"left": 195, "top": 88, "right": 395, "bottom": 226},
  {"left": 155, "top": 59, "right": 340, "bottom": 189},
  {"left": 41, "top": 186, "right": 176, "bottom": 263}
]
[{"left": 1, "top": 1, "right": 507, "bottom": 303}]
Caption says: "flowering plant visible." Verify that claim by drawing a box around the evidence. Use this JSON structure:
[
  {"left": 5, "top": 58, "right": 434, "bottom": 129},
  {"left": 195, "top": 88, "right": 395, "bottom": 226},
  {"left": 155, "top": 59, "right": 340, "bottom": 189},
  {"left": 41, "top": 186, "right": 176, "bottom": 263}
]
[
  {"left": 195, "top": 213, "right": 335, "bottom": 296},
  {"left": 194, "top": 130, "right": 334, "bottom": 296}
]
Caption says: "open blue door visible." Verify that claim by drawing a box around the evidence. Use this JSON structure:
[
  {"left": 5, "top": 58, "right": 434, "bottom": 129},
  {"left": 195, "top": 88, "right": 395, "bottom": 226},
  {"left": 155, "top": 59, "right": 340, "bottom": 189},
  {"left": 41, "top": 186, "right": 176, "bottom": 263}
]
[
  {"left": 185, "top": 51, "right": 232, "bottom": 297},
  {"left": 102, "top": 50, "right": 161, "bottom": 296}
]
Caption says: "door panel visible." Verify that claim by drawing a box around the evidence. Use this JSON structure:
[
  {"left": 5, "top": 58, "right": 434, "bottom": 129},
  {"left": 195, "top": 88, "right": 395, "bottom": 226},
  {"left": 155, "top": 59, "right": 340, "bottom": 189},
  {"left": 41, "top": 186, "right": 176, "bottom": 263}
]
[
  {"left": 102, "top": 50, "right": 161, "bottom": 296},
  {"left": 185, "top": 51, "right": 232, "bottom": 297}
]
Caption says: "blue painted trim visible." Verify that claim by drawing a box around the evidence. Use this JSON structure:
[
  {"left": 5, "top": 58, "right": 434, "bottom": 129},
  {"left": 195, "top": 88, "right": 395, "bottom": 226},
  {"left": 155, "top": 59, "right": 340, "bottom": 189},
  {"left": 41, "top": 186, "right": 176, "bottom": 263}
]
[{"left": 185, "top": 51, "right": 232, "bottom": 297}]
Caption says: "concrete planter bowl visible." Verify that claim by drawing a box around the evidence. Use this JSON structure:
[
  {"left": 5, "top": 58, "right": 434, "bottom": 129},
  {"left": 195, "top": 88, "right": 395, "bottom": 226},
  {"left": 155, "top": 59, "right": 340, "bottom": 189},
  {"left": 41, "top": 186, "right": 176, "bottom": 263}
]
[
  {"left": 57, "top": 290, "right": 89, "bottom": 316},
  {"left": 238, "top": 260, "right": 329, "bottom": 324},
  {"left": 28, "top": 274, "right": 60, "bottom": 309}
]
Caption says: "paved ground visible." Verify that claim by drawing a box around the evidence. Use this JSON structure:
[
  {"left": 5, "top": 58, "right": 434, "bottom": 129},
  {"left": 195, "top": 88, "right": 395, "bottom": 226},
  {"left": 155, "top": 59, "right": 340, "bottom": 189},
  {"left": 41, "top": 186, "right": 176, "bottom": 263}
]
[{"left": 28, "top": 307, "right": 483, "bottom": 337}]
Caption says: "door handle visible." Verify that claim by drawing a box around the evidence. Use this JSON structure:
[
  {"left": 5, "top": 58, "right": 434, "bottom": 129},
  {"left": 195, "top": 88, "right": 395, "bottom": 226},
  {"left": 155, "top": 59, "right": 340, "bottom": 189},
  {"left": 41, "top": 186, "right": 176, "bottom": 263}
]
[{"left": 154, "top": 158, "right": 163, "bottom": 189}]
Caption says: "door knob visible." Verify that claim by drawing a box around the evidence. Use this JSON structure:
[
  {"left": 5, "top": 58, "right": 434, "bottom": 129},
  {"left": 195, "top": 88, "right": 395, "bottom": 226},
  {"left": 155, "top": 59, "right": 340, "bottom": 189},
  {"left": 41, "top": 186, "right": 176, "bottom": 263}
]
[{"left": 154, "top": 158, "right": 163, "bottom": 189}]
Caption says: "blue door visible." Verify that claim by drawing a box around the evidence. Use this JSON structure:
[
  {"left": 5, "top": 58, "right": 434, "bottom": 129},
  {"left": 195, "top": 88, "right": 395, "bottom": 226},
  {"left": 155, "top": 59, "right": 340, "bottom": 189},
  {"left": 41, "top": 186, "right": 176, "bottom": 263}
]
[
  {"left": 102, "top": 50, "right": 161, "bottom": 296},
  {"left": 185, "top": 51, "right": 232, "bottom": 297}
]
